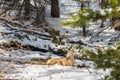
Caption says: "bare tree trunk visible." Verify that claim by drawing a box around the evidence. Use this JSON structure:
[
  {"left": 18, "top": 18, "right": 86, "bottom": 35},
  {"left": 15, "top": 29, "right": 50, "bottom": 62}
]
[
  {"left": 81, "top": 1, "right": 86, "bottom": 37},
  {"left": 33, "top": 0, "right": 47, "bottom": 25},
  {"left": 83, "top": 26, "right": 87, "bottom": 37},
  {"left": 100, "top": 20, "right": 105, "bottom": 28},
  {"left": 51, "top": 0, "right": 60, "bottom": 17},
  {"left": 37, "top": 6, "right": 46, "bottom": 23},
  {"left": 25, "top": 0, "right": 30, "bottom": 20},
  {"left": 81, "top": 0, "right": 84, "bottom": 10}
]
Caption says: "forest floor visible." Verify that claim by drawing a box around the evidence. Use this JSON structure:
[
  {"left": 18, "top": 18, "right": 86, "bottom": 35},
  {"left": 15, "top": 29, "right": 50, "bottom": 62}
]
[{"left": 0, "top": 0, "right": 119, "bottom": 80}]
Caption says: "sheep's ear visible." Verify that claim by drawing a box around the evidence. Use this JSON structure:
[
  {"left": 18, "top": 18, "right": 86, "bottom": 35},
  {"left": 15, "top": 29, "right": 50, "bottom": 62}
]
[{"left": 68, "top": 45, "right": 73, "bottom": 50}]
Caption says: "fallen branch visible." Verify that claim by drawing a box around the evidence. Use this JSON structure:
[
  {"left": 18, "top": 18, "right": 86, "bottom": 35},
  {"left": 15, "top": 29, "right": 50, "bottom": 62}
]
[
  {"left": 0, "top": 16, "right": 26, "bottom": 27},
  {"left": 94, "top": 26, "right": 110, "bottom": 37},
  {"left": 89, "top": 26, "right": 110, "bottom": 42},
  {"left": 5, "top": 23, "right": 51, "bottom": 40},
  {"left": 67, "top": 40, "right": 86, "bottom": 45},
  {"left": 0, "top": 48, "right": 12, "bottom": 56}
]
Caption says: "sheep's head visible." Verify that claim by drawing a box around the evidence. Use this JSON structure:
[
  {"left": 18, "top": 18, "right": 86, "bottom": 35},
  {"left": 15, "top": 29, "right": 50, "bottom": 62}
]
[{"left": 66, "top": 50, "right": 74, "bottom": 59}]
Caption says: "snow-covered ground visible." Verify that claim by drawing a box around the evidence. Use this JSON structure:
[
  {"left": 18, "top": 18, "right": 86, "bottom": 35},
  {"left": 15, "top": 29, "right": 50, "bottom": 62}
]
[
  {"left": 0, "top": 0, "right": 119, "bottom": 80},
  {"left": 1, "top": 63, "right": 105, "bottom": 80}
]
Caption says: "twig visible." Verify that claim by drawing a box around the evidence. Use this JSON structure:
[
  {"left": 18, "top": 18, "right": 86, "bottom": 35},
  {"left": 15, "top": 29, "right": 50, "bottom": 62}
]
[{"left": 86, "top": 67, "right": 92, "bottom": 74}]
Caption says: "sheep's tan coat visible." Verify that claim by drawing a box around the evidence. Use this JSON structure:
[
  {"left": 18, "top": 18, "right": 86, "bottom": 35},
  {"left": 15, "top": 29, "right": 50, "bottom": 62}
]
[{"left": 47, "top": 50, "right": 74, "bottom": 66}]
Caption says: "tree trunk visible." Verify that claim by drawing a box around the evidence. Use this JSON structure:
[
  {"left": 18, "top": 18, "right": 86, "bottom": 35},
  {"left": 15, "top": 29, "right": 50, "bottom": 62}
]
[
  {"left": 33, "top": 0, "right": 47, "bottom": 25},
  {"left": 83, "top": 26, "right": 87, "bottom": 37},
  {"left": 100, "top": 20, "right": 105, "bottom": 28},
  {"left": 25, "top": 0, "right": 30, "bottom": 20},
  {"left": 51, "top": 0, "right": 60, "bottom": 17},
  {"left": 81, "top": 0, "right": 84, "bottom": 10},
  {"left": 37, "top": 6, "right": 46, "bottom": 24}
]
